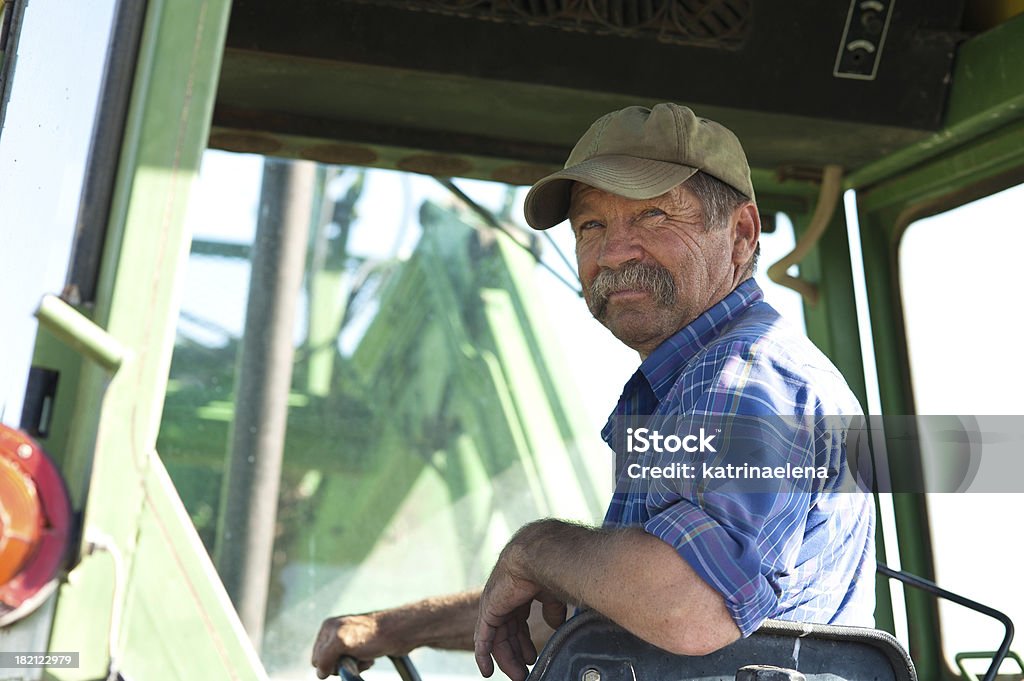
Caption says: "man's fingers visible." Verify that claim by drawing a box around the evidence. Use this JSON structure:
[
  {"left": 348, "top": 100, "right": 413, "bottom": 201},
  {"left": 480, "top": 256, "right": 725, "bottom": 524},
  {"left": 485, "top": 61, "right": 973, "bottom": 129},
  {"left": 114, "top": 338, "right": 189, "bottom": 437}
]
[
  {"left": 314, "top": 658, "right": 333, "bottom": 679},
  {"left": 491, "top": 622, "right": 529, "bottom": 681},
  {"left": 475, "top": 552, "right": 543, "bottom": 680},
  {"left": 476, "top": 614, "right": 534, "bottom": 681},
  {"left": 475, "top": 650, "right": 495, "bottom": 678},
  {"left": 313, "top": 618, "right": 341, "bottom": 678},
  {"left": 516, "top": 618, "right": 538, "bottom": 664},
  {"left": 542, "top": 600, "right": 568, "bottom": 630},
  {"left": 313, "top": 656, "right": 336, "bottom": 679},
  {"left": 312, "top": 614, "right": 380, "bottom": 679},
  {"left": 474, "top": 619, "right": 497, "bottom": 677}
]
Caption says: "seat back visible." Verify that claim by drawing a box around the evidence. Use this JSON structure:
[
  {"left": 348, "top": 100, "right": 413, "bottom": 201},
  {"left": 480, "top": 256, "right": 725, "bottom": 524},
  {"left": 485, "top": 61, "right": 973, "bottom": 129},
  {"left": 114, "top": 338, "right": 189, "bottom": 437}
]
[{"left": 528, "top": 610, "right": 916, "bottom": 681}]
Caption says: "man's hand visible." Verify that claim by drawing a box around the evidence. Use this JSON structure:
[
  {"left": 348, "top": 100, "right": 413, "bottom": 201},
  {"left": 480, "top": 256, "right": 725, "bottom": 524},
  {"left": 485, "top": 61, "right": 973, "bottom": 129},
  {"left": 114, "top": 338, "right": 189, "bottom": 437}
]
[
  {"left": 312, "top": 590, "right": 493, "bottom": 678},
  {"left": 312, "top": 612, "right": 393, "bottom": 679},
  {"left": 475, "top": 541, "right": 568, "bottom": 681},
  {"left": 475, "top": 518, "right": 740, "bottom": 670}
]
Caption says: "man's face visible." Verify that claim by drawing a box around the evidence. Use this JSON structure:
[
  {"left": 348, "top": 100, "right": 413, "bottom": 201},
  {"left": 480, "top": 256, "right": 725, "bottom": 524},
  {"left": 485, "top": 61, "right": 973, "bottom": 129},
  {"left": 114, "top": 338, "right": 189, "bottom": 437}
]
[{"left": 569, "top": 183, "right": 743, "bottom": 357}]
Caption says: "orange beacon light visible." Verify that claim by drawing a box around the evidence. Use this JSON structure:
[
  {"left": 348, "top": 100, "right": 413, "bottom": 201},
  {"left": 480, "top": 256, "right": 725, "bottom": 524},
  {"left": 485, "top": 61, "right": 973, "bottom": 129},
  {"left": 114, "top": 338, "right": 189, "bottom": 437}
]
[{"left": 0, "top": 425, "right": 71, "bottom": 626}]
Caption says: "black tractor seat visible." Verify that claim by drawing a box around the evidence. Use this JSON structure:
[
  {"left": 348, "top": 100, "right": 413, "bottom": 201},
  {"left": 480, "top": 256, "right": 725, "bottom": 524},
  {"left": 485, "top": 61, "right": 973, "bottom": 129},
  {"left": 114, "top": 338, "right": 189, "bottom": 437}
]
[{"left": 527, "top": 608, "right": 916, "bottom": 681}]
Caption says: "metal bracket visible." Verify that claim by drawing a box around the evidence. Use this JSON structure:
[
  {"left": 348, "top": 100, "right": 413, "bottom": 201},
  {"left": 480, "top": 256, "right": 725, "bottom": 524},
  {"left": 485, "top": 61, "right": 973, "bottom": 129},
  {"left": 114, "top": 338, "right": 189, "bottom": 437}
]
[
  {"left": 33, "top": 295, "right": 129, "bottom": 373},
  {"left": 766, "top": 165, "right": 844, "bottom": 305}
]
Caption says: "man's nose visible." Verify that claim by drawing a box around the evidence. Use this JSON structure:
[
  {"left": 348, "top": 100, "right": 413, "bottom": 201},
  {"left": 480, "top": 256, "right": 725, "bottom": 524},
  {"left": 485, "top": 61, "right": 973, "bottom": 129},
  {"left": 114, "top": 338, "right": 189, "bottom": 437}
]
[{"left": 596, "top": 222, "right": 643, "bottom": 269}]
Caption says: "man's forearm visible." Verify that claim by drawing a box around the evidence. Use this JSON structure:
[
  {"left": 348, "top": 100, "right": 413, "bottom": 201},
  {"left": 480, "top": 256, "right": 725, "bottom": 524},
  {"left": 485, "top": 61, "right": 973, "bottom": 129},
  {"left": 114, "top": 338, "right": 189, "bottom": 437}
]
[
  {"left": 313, "top": 590, "right": 484, "bottom": 678},
  {"left": 384, "top": 590, "right": 560, "bottom": 651},
  {"left": 507, "top": 519, "right": 740, "bottom": 655},
  {"left": 377, "top": 589, "right": 482, "bottom": 653}
]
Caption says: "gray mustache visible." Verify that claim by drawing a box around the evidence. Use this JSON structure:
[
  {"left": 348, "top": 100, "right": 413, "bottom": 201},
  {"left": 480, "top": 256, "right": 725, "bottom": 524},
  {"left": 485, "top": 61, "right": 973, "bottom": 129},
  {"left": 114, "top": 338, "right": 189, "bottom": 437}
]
[{"left": 588, "top": 262, "right": 677, "bottom": 318}]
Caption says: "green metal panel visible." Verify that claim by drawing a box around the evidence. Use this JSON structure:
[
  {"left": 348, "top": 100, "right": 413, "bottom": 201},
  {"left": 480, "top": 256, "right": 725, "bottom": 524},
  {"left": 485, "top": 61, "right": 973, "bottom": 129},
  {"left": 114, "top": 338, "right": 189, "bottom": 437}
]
[
  {"left": 857, "top": 119, "right": 1024, "bottom": 216},
  {"left": 846, "top": 15, "right": 1024, "bottom": 192},
  {"left": 792, "top": 209, "right": 870, "bottom": 410},
  {"left": 945, "top": 14, "right": 1024, "bottom": 128},
  {"left": 40, "top": 0, "right": 252, "bottom": 679},
  {"left": 855, "top": 207, "right": 911, "bottom": 415},
  {"left": 120, "top": 456, "right": 265, "bottom": 679},
  {"left": 856, "top": 204, "right": 943, "bottom": 681},
  {"left": 872, "top": 496, "right": 897, "bottom": 638}
]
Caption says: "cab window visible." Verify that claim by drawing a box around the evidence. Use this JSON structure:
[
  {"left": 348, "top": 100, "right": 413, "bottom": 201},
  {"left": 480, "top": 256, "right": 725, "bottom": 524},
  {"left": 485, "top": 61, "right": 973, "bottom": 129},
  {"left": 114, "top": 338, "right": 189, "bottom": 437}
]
[{"left": 899, "top": 182, "right": 1024, "bottom": 676}]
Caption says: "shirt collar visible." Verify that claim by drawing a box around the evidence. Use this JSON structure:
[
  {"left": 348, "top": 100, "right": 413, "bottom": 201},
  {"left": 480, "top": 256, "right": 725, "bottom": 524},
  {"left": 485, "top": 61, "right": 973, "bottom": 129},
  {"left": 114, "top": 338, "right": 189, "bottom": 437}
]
[{"left": 639, "top": 278, "right": 764, "bottom": 402}]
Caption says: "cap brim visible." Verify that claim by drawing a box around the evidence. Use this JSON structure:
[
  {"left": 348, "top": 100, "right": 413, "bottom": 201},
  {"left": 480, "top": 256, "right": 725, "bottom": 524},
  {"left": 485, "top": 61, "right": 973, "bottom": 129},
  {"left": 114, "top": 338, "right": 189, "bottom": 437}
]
[{"left": 523, "top": 155, "right": 699, "bottom": 230}]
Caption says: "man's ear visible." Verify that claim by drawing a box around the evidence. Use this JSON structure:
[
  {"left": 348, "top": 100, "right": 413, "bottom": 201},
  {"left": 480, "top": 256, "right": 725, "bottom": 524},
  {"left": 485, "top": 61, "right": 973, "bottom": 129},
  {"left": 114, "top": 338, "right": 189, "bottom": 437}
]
[{"left": 731, "top": 202, "right": 761, "bottom": 267}]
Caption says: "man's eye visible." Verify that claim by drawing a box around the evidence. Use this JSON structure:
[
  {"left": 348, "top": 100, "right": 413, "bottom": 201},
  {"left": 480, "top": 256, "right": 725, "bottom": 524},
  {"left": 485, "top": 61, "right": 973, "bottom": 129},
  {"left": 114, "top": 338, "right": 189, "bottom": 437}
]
[
  {"left": 577, "top": 221, "right": 603, "bottom": 232},
  {"left": 640, "top": 208, "right": 665, "bottom": 219}
]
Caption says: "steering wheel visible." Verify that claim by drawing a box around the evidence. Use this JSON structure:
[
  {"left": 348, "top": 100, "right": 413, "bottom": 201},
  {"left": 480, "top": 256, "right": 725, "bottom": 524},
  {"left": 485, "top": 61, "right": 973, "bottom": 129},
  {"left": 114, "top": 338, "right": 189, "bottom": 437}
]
[{"left": 337, "top": 655, "right": 422, "bottom": 681}]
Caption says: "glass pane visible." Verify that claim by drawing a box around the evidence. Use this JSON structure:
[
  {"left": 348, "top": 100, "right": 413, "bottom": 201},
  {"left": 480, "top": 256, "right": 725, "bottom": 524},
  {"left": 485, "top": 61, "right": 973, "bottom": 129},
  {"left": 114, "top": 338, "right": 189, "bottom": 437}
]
[
  {"left": 899, "top": 182, "right": 1024, "bottom": 673},
  {"left": 160, "top": 151, "right": 629, "bottom": 680},
  {"left": 158, "top": 150, "right": 812, "bottom": 679},
  {"left": 0, "top": 0, "right": 118, "bottom": 423}
]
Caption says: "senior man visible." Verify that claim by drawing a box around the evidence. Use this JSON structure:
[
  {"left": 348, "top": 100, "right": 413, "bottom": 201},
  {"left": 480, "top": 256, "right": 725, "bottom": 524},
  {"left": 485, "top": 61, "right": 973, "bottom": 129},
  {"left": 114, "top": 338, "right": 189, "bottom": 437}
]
[{"left": 312, "top": 103, "right": 875, "bottom": 680}]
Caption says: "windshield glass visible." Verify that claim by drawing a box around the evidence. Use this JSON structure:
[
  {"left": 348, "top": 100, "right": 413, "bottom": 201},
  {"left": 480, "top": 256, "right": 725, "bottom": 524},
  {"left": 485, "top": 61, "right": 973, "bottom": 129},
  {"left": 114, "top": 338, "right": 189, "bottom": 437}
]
[{"left": 158, "top": 149, "right": 807, "bottom": 679}]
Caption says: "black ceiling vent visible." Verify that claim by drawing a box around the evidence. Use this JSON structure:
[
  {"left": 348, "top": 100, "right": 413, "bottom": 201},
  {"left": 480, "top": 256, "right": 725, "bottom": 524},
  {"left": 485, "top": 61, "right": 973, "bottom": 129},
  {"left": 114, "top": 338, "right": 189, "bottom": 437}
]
[{"left": 349, "top": 0, "right": 753, "bottom": 48}]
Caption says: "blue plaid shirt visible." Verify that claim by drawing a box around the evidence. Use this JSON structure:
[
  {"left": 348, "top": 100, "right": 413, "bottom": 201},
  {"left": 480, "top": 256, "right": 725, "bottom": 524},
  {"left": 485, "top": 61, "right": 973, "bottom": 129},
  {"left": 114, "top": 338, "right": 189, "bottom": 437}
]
[{"left": 601, "top": 279, "right": 875, "bottom": 636}]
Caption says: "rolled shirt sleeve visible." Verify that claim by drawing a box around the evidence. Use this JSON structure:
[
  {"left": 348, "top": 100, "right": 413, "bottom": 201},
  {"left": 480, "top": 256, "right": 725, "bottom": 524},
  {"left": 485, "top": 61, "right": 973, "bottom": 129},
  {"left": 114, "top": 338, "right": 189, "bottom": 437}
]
[{"left": 644, "top": 490, "right": 805, "bottom": 636}]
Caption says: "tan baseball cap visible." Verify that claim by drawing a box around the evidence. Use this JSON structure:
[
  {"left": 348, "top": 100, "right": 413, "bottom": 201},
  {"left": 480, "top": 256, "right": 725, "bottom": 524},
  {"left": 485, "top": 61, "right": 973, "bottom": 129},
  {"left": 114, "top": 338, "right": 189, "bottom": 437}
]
[{"left": 524, "top": 103, "right": 755, "bottom": 230}]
